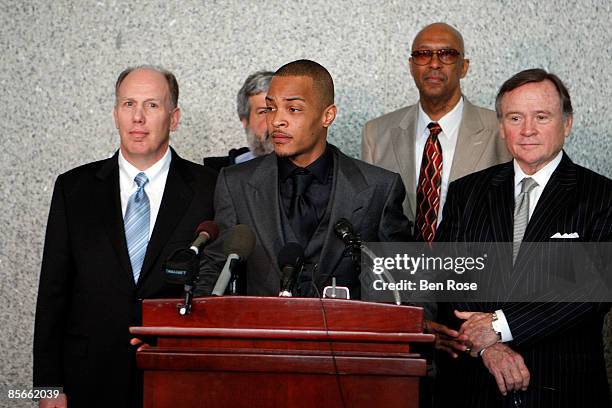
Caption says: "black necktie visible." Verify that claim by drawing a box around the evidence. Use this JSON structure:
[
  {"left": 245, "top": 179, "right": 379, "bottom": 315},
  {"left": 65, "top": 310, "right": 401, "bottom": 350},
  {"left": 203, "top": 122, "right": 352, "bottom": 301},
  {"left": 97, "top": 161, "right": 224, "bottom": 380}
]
[{"left": 289, "top": 169, "right": 318, "bottom": 245}]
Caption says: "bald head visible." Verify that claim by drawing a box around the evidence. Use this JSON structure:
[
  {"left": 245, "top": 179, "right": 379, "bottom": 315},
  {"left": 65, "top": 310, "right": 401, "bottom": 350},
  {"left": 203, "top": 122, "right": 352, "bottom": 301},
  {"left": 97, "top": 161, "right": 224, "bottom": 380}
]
[{"left": 412, "top": 22, "right": 465, "bottom": 54}]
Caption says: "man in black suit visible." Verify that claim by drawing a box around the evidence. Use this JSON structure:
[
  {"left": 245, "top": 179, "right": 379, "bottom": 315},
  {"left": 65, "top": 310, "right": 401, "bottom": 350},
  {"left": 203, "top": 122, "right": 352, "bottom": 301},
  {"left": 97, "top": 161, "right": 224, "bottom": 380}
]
[
  {"left": 203, "top": 70, "right": 275, "bottom": 171},
  {"left": 434, "top": 69, "right": 612, "bottom": 407},
  {"left": 197, "top": 59, "right": 412, "bottom": 297},
  {"left": 33, "top": 66, "right": 217, "bottom": 408}
]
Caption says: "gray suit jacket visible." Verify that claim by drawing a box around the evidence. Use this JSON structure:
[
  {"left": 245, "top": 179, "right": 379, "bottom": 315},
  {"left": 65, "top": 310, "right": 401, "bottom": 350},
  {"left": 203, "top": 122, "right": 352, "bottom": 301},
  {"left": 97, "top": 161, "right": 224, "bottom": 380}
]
[
  {"left": 361, "top": 98, "right": 511, "bottom": 224},
  {"left": 197, "top": 144, "right": 412, "bottom": 297}
]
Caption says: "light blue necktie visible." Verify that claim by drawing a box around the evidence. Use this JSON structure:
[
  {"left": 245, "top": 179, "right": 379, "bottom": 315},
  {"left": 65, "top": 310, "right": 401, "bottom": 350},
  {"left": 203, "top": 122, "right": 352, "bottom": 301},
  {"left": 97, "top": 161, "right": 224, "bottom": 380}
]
[{"left": 124, "top": 172, "right": 150, "bottom": 283}]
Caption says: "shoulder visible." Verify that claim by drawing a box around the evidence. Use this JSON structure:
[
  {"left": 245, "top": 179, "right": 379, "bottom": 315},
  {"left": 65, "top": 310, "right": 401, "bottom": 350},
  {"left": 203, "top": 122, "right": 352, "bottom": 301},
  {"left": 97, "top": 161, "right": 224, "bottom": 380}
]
[
  {"left": 56, "top": 156, "right": 115, "bottom": 187},
  {"left": 171, "top": 150, "right": 218, "bottom": 186},
  {"left": 336, "top": 148, "right": 402, "bottom": 185},
  {"left": 364, "top": 104, "right": 417, "bottom": 133},
  {"left": 463, "top": 98, "right": 498, "bottom": 130},
  {"left": 450, "top": 160, "right": 512, "bottom": 192},
  {"left": 571, "top": 160, "right": 612, "bottom": 197}
]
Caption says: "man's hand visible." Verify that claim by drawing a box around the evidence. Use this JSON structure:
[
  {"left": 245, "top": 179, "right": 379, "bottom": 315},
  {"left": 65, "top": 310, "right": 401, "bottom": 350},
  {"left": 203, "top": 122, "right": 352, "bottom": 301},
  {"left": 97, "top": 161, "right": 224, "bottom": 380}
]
[
  {"left": 424, "top": 320, "right": 467, "bottom": 358},
  {"left": 39, "top": 393, "right": 67, "bottom": 408},
  {"left": 130, "top": 337, "right": 150, "bottom": 352},
  {"left": 481, "top": 343, "right": 530, "bottom": 396},
  {"left": 455, "top": 310, "right": 499, "bottom": 356}
]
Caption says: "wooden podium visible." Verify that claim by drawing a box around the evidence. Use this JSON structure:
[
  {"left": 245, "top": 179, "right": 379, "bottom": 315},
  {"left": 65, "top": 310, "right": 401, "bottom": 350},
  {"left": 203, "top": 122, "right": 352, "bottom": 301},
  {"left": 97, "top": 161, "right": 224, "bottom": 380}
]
[{"left": 130, "top": 296, "right": 434, "bottom": 408}]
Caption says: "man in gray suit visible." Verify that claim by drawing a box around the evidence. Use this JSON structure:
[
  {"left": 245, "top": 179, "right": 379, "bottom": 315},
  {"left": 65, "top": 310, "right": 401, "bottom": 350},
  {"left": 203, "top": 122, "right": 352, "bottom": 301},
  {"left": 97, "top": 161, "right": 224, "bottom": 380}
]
[
  {"left": 197, "top": 59, "right": 412, "bottom": 298},
  {"left": 361, "top": 22, "right": 510, "bottom": 241}
]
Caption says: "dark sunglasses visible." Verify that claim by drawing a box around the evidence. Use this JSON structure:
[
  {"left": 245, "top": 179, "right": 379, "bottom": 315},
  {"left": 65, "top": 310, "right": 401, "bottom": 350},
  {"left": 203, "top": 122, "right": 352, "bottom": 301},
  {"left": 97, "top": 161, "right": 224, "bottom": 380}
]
[{"left": 410, "top": 49, "right": 462, "bottom": 65}]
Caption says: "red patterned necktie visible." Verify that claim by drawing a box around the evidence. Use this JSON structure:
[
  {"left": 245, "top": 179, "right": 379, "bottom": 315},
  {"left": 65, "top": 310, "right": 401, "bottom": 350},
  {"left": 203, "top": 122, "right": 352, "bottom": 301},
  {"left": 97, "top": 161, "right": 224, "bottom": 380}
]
[{"left": 415, "top": 122, "right": 443, "bottom": 242}]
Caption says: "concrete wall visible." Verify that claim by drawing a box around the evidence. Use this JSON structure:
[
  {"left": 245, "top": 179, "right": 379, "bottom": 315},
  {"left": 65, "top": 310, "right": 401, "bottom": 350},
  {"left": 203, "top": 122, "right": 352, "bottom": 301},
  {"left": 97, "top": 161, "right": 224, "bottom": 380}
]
[{"left": 1, "top": 0, "right": 610, "bottom": 404}]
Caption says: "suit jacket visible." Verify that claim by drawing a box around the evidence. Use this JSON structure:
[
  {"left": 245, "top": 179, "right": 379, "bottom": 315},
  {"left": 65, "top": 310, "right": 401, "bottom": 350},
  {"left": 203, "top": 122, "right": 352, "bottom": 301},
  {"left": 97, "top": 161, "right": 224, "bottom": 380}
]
[
  {"left": 203, "top": 146, "right": 250, "bottom": 172},
  {"left": 434, "top": 153, "right": 612, "bottom": 408},
  {"left": 196, "top": 145, "right": 412, "bottom": 297},
  {"left": 361, "top": 97, "right": 511, "bottom": 226},
  {"left": 33, "top": 149, "right": 217, "bottom": 407}
]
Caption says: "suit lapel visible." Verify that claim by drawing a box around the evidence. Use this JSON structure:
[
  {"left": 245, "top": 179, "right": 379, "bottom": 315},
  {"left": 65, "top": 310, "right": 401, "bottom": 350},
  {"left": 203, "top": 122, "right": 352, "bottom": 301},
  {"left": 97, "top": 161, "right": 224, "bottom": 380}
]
[
  {"left": 245, "top": 154, "right": 284, "bottom": 268},
  {"left": 138, "top": 150, "right": 195, "bottom": 284},
  {"left": 523, "top": 153, "right": 576, "bottom": 243},
  {"left": 450, "top": 98, "right": 491, "bottom": 182},
  {"left": 391, "top": 106, "right": 418, "bottom": 220},
  {"left": 487, "top": 162, "right": 514, "bottom": 243},
  {"left": 316, "top": 147, "right": 372, "bottom": 286},
  {"left": 95, "top": 153, "right": 135, "bottom": 289}
]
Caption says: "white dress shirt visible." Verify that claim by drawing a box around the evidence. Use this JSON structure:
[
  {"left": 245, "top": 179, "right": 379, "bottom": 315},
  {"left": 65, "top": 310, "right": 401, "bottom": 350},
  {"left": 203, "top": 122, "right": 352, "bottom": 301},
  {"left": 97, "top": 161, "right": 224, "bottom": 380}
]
[
  {"left": 496, "top": 150, "right": 563, "bottom": 342},
  {"left": 119, "top": 148, "right": 172, "bottom": 239},
  {"left": 415, "top": 97, "right": 464, "bottom": 225}
]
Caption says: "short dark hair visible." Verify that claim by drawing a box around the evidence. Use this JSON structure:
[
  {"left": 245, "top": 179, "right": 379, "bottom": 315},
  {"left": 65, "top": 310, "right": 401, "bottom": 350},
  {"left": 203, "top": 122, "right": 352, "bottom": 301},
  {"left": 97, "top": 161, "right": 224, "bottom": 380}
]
[
  {"left": 237, "top": 70, "right": 274, "bottom": 122},
  {"left": 495, "top": 68, "right": 572, "bottom": 120},
  {"left": 274, "top": 59, "right": 334, "bottom": 107},
  {"left": 115, "top": 65, "right": 179, "bottom": 108}
]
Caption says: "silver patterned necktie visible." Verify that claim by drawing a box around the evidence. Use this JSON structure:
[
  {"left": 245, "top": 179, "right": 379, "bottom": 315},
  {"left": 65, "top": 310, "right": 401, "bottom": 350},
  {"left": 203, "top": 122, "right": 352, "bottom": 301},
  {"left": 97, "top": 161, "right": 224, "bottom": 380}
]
[
  {"left": 512, "top": 177, "right": 538, "bottom": 264},
  {"left": 124, "top": 172, "right": 150, "bottom": 283}
]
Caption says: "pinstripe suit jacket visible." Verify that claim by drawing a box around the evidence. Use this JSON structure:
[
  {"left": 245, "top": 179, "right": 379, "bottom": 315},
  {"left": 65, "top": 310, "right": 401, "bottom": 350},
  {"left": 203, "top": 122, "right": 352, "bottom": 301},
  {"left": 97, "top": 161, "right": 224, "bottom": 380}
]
[{"left": 434, "top": 152, "right": 612, "bottom": 408}]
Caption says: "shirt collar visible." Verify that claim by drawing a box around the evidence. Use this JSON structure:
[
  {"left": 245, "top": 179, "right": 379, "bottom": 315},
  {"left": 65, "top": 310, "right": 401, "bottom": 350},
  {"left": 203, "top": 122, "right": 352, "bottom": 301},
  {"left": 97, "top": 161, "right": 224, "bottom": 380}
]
[
  {"left": 513, "top": 150, "right": 563, "bottom": 190},
  {"left": 118, "top": 147, "right": 172, "bottom": 185},
  {"left": 417, "top": 97, "right": 464, "bottom": 137},
  {"left": 278, "top": 143, "right": 333, "bottom": 184}
]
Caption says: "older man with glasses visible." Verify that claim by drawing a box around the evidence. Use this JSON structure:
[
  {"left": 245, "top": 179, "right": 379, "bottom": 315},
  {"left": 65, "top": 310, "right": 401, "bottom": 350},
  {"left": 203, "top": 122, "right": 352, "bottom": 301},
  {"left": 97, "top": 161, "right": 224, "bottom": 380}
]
[{"left": 362, "top": 22, "right": 510, "bottom": 244}]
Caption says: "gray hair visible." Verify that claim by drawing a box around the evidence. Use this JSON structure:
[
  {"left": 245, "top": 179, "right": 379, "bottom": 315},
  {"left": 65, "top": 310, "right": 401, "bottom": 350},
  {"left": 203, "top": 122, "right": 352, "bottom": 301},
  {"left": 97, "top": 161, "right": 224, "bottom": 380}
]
[
  {"left": 237, "top": 70, "right": 274, "bottom": 122},
  {"left": 115, "top": 65, "right": 179, "bottom": 108}
]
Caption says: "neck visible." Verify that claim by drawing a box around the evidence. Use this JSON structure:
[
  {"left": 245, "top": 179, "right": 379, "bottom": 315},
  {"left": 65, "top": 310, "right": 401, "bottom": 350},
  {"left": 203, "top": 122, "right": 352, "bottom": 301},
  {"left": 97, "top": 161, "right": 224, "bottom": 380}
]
[
  {"left": 420, "top": 92, "right": 462, "bottom": 121},
  {"left": 121, "top": 145, "right": 169, "bottom": 171},
  {"left": 289, "top": 140, "right": 327, "bottom": 168}
]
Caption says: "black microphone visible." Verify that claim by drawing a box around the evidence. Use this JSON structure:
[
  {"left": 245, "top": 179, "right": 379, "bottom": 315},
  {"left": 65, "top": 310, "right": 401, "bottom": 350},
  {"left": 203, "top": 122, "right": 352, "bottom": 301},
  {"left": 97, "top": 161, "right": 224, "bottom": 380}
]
[
  {"left": 211, "top": 224, "right": 256, "bottom": 296},
  {"left": 190, "top": 221, "right": 219, "bottom": 255},
  {"left": 277, "top": 242, "right": 304, "bottom": 297},
  {"left": 164, "top": 221, "right": 219, "bottom": 285},
  {"left": 162, "top": 221, "right": 219, "bottom": 315},
  {"left": 334, "top": 219, "right": 401, "bottom": 305},
  {"left": 334, "top": 218, "right": 360, "bottom": 246}
]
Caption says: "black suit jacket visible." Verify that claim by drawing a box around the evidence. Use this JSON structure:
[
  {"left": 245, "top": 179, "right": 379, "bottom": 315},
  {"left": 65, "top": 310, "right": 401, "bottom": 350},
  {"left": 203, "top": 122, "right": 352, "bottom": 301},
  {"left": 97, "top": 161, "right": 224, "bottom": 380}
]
[
  {"left": 203, "top": 146, "right": 250, "bottom": 172},
  {"left": 33, "top": 149, "right": 217, "bottom": 407},
  {"left": 197, "top": 145, "right": 413, "bottom": 297},
  {"left": 434, "top": 153, "right": 612, "bottom": 407}
]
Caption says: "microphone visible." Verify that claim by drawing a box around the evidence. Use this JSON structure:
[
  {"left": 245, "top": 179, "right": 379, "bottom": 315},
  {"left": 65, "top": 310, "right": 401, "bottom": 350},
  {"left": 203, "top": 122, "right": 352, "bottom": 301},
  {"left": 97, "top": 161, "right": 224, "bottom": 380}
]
[
  {"left": 333, "top": 218, "right": 401, "bottom": 304},
  {"left": 211, "top": 224, "right": 256, "bottom": 296},
  {"left": 190, "top": 221, "right": 219, "bottom": 255},
  {"left": 277, "top": 243, "right": 304, "bottom": 297},
  {"left": 334, "top": 218, "right": 358, "bottom": 246},
  {"left": 164, "top": 221, "right": 218, "bottom": 285},
  {"left": 162, "top": 221, "right": 219, "bottom": 315}
]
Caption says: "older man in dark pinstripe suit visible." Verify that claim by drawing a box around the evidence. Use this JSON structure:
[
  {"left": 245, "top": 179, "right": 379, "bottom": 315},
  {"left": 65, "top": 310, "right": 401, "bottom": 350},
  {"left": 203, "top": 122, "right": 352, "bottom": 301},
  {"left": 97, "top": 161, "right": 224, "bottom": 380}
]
[{"left": 434, "top": 69, "right": 612, "bottom": 407}]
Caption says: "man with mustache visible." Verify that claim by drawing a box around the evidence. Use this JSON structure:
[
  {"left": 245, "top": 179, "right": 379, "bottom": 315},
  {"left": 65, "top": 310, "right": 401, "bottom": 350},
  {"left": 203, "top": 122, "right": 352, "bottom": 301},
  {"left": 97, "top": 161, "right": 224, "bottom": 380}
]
[
  {"left": 362, "top": 22, "right": 510, "bottom": 243},
  {"left": 204, "top": 71, "right": 275, "bottom": 171},
  {"left": 197, "top": 59, "right": 412, "bottom": 298}
]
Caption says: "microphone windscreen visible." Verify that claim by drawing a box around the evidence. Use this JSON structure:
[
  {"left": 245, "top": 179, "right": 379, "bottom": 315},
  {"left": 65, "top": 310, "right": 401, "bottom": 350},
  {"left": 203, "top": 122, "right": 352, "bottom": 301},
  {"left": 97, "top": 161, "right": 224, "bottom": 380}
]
[
  {"left": 196, "top": 220, "right": 219, "bottom": 242},
  {"left": 277, "top": 242, "right": 304, "bottom": 269},
  {"left": 334, "top": 218, "right": 353, "bottom": 243},
  {"left": 223, "top": 224, "right": 256, "bottom": 259}
]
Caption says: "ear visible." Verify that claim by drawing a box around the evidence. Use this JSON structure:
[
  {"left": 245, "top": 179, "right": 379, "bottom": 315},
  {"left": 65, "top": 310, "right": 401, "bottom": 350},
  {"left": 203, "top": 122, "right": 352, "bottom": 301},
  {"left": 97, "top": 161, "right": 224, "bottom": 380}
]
[
  {"left": 563, "top": 114, "right": 573, "bottom": 138},
  {"left": 113, "top": 106, "right": 119, "bottom": 129},
  {"left": 460, "top": 58, "right": 470, "bottom": 79},
  {"left": 240, "top": 118, "right": 248, "bottom": 129},
  {"left": 170, "top": 107, "right": 181, "bottom": 132},
  {"left": 498, "top": 121, "right": 506, "bottom": 139},
  {"left": 322, "top": 104, "right": 337, "bottom": 128}
]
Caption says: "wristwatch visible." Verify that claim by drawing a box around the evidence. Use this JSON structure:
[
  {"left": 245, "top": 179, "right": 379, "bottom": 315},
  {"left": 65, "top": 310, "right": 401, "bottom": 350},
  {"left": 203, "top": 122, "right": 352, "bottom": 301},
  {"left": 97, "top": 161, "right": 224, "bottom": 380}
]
[{"left": 491, "top": 311, "right": 503, "bottom": 342}]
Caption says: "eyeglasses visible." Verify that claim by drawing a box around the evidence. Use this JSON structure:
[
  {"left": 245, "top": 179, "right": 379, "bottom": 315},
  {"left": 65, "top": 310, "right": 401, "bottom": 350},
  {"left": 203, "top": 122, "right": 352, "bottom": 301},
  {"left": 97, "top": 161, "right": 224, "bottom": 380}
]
[{"left": 410, "top": 49, "right": 462, "bottom": 65}]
